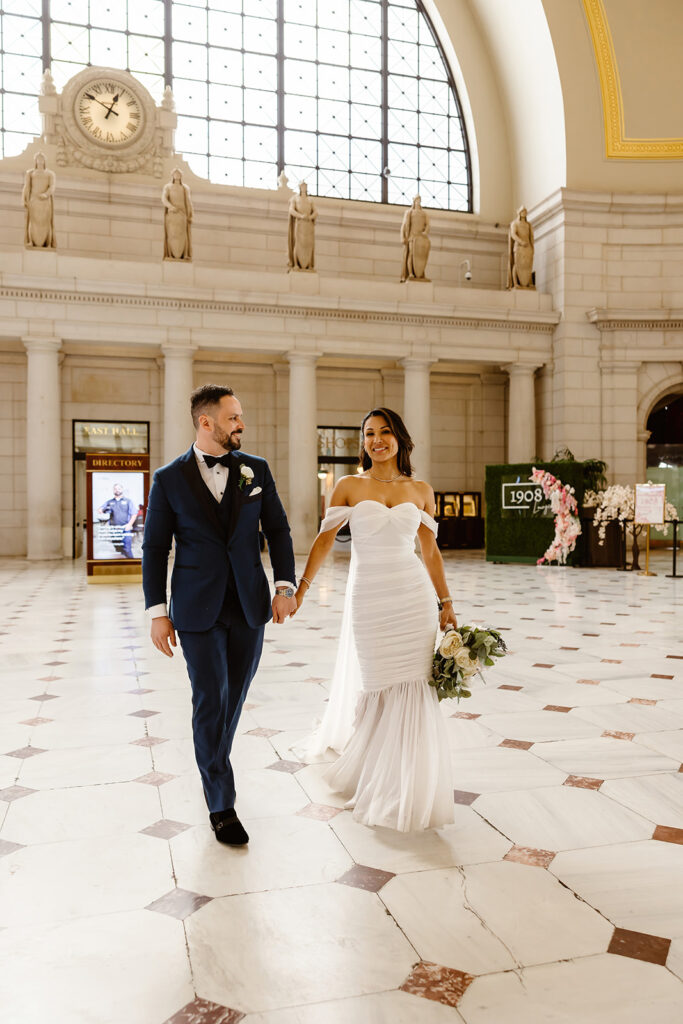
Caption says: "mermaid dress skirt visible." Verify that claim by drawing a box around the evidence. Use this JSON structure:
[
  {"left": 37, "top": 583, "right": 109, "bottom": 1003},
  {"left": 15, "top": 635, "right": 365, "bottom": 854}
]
[{"left": 307, "top": 501, "right": 454, "bottom": 832}]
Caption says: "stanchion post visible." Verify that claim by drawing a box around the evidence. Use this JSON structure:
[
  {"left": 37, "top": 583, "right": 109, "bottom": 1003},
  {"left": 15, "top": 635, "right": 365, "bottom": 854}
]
[{"left": 666, "top": 520, "right": 681, "bottom": 579}]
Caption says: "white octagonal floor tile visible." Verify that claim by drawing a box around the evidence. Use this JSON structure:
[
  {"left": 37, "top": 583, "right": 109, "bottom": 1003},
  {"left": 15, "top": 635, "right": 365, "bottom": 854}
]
[
  {"left": 330, "top": 805, "right": 511, "bottom": 875},
  {"left": 551, "top": 839, "right": 683, "bottom": 939},
  {"left": 0, "top": 910, "right": 192, "bottom": 1024},
  {"left": 474, "top": 785, "right": 653, "bottom": 851},
  {"left": 171, "top": 814, "right": 353, "bottom": 897},
  {"left": 458, "top": 954, "right": 683, "bottom": 1024},
  {"left": 186, "top": 883, "right": 416, "bottom": 1014}
]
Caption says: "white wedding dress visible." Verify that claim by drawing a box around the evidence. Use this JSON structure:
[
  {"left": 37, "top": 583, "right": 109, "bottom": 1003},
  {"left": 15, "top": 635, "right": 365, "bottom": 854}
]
[{"left": 302, "top": 500, "right": 454, "bottom": 832}]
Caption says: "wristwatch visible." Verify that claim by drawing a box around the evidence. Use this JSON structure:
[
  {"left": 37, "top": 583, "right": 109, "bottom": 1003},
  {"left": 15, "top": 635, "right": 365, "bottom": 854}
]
[{"left": 275, "top": 586, "right": 295, "bottom": 598}]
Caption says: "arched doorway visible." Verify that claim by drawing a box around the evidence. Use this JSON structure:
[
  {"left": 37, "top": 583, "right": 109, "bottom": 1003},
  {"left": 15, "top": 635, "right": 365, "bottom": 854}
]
[{"left": 646, "top": 391, "right": 683, "bottom": 527}]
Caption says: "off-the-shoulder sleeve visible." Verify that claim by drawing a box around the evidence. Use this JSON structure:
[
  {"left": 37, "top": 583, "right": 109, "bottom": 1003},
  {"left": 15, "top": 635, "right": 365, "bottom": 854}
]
[
  {"left": 419, "top": 510, "right": 438, "bottom": 536},
  {"left": 320, "top": 505, "right": 351, "bottom": 533}
]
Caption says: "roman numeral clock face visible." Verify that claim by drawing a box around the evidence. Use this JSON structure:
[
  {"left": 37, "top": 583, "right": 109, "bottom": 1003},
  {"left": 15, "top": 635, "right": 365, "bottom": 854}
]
[{"left": 75, "top": 80, "right": 144, "bottom": 147}]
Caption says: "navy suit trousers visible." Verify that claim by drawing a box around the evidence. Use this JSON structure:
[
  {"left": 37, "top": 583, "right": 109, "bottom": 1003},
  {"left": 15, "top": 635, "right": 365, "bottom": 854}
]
[{"left": 178, "top": 605, "right": 264, "bottom": 813}]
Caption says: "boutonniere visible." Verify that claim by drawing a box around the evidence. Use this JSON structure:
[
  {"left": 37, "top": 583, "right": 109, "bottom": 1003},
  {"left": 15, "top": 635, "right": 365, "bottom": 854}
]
[{"left": 238, "top": 464, "right": 255, "bottom": 491}]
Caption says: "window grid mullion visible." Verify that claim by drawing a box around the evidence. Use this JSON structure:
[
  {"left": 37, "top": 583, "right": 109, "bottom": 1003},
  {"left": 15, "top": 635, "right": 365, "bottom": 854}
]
[
  {"left": 276, "top": 0, "right": 285, "bottom": 176},
  {"left": 380, "top": 0, "right": 389, "bottom": 204}
]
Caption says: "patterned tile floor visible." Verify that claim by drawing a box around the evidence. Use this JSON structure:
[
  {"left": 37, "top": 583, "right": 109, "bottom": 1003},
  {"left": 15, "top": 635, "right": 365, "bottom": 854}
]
[{"left": 1, "top": 550, "right": 682, "bottom": 1023}]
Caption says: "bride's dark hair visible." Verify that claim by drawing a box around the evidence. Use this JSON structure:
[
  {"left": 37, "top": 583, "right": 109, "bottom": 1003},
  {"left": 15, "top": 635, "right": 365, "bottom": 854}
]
[{"left": 359, "top": 407, "right": 414, "bottom": 477}]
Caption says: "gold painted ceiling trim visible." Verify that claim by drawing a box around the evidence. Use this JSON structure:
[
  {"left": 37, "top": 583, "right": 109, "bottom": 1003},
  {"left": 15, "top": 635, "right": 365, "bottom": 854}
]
[{"left": 583, "top": 0, "right": 683, "bottom": 159}]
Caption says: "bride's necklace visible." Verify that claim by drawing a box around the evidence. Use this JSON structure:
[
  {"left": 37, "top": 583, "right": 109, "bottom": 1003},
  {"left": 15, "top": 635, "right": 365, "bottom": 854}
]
[{"left": 369, "top": 470, "right": 404, "bottom": 483}]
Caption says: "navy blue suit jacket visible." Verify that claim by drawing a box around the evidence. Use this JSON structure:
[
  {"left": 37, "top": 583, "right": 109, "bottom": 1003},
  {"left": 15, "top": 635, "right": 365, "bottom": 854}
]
[{"left": 142, "top": 447, "right": 296, "bottom": 631}]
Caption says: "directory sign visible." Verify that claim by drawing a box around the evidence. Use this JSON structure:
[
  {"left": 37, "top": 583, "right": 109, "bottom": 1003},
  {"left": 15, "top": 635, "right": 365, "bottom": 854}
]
[{"left": 85, "top": 453, "right": 149, "bottom": 578}]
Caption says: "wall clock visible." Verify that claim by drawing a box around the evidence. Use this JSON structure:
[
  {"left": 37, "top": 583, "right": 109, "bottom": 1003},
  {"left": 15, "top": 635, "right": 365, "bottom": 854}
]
[
  {"left": 48, "top": 66, "right": 174, "bottom": 175},
  {"left": 73, "top": 75, "right": 146, "bottom": 148}
]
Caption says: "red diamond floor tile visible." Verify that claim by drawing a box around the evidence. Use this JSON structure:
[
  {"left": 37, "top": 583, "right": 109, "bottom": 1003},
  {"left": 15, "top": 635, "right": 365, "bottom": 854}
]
[
  {"left": 652, "top": 825, "right": 683, "bottom": 845},
  {"left": 266, "top": 760, "right": 305, "bottom": 774},
  {"left": 453, "top": 789, "right": 480, "bottom": 805},
  {"left": 499, "top": 738, "right": 534, "bottom": 750},
  {"left": 399, "top": 962, "right": 475, "bottom": 1008},
  {"left": 5, "top": 747, "right": 47, "bottom": 759},
  {"left": 0, "top": 839, "right": 25, "bottom": 858},
  {"left": 163, "top": 998, "right": 245, "bottom": 1024},
  {"left": 134, "top": 771, "right": 177, "bottom": 786},
  {"left": 0, "top": 785, "right": 37, "bottom": 802},
  {"left": 140, "top": 819, "right": 192, "bottom": 840},
  {"left": 602, "top": 730, "right": 635, "bottom": 741},
  {"left": 504, "top": 845, "right": 556, "bottom": 868},
  {"left": 564, "top": 776, "right": 604, "bottom": 791},
  {"left": 336, "top": 864, "right": 395, "bottom": 892},
  {"left": 145, "top": 888, "right": 212, "bottom": 920},
  {"left": 608, "top": 927, "right": 671, "bottom": 966},
  {"left": 296, "top": 803, "right": 342, "bottom": 821}
]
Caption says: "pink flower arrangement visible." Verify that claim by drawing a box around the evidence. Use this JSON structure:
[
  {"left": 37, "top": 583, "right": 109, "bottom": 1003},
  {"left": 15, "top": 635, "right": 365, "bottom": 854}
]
[{"left": 530, "top": 468, "right": 582, "bottom": 565}]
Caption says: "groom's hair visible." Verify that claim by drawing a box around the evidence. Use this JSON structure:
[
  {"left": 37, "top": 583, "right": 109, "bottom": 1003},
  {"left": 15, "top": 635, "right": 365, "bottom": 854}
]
[{"left": 190, "top": 384, "right": 234, "bottom": 428}]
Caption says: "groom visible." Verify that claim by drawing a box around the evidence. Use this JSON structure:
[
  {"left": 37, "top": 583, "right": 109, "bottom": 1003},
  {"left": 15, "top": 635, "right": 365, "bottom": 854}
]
[{"left": 142, "top": 384, "right": 297, "bottom": 846}]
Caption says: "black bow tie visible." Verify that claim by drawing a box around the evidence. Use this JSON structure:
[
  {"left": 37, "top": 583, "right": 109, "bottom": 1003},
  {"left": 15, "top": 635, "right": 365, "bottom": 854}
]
[{"left": 203, "top": 453, "right": 231, "bottom": 469}]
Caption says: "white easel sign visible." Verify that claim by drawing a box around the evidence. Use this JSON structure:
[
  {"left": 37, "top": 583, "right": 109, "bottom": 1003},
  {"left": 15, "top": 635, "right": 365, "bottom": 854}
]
[{"left": 634, "top": 483, "right": 666, "bottom": 525}]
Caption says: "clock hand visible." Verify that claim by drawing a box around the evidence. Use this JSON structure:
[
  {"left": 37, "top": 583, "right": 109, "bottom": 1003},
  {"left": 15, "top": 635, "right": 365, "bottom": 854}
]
[
  {"left": 83, "top": 92, "right": 119, "bottom": 117},
  {"left": 104, "top": 94, "right": 120, "bottom": 120}
]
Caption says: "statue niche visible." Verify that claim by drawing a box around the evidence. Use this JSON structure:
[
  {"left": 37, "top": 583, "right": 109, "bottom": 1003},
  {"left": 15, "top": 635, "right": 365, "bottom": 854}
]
[
  {"left": 287, "top": 182, "right": 317, "bottom": 272},
  {"left": 22, "top": 152, "right": 56, "bottom": 250},
  {"left": 400, "top": 195, "right": 430, "bottom": 282},
  {"left": 507, "top": 206, "right": 535, "bottom": 290},
  {"left": 162, "top": 168, "right": 193, "bottom": 261}
]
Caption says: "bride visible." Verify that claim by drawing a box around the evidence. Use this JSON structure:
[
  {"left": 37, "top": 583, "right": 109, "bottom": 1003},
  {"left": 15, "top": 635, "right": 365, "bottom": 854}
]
[{"left": 293, "top": 407, "right": 456, "bottom": 832}]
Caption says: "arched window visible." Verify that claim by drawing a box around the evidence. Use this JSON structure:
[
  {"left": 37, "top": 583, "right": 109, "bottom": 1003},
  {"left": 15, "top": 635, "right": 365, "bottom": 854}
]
[{"left": 0, "top": 1, "right": 471, "bottom": 211}]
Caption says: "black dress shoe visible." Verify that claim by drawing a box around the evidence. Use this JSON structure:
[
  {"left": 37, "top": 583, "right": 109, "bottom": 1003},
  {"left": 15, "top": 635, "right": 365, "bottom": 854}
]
[{"left": 209, "top": 809, "right": 249, "bottom": 846}]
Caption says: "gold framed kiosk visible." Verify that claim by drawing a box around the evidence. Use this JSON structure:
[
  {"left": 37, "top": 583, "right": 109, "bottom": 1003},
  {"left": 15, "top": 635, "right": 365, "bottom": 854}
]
[{"left": 85, "top": 452, "right": 150, "bottom": 582}]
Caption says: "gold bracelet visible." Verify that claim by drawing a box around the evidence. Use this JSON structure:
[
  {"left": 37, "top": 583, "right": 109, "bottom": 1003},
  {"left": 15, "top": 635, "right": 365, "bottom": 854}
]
[
  {"left": 301, "top": 576, "right": 313, "bottom": 588},
  {"left": 437, "top": 596, "right": 453, "bottom": 610}
]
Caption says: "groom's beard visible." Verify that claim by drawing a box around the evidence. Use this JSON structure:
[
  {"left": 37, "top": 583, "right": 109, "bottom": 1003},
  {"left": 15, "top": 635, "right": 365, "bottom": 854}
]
[{"left": 213, "top": 425, "right": 242, "bottom": 451}]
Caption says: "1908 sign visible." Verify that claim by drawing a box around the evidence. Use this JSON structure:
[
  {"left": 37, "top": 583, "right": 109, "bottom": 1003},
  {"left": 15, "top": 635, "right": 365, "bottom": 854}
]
[{"left": 501, "top": 479, "right": 552, "bottom": 518}]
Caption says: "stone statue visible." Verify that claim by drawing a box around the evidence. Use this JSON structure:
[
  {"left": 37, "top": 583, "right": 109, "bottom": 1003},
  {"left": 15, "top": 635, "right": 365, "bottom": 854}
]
[
  {"left": 162, "top": 168, "right": 193, "bottom": 261},
  {"left": 507, "top": 206, "right": 535, "bottom": 289},
  {"left": 400, "top": 195, "right": 430, "bottom": 282},
  {"left": 287, "top": 182, "right": 317, "bottom": 272},
  {"left": 22, "top": 153, "right": 56, "bottom": 250}
]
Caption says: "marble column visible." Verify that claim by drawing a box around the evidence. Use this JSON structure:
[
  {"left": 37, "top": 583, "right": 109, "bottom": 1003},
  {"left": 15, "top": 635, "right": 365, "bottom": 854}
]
[
  {"left": 161, "top": 343, "right": 196, "bottom": 464},
  {"left": 288, "top": 351, "right": 319, "bottom": 553},
  {"left": 402, "top": 358, "right": 433, "bottom": 481},
  {"left": 503, "top": 362, "right": 540, "bottom": 463},
  {"left": 23, "top": 335, "right": 63, "bottom": 559}
]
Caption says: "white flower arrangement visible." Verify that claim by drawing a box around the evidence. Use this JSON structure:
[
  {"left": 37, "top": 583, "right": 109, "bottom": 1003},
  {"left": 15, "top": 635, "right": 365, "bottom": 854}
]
[
  {"left": 238, "top": 464, "right": 254, "bottom": 490},
  {"left": 431, "top": 626, "right": 507, "bottom": 702},
  {"left": 584, "top": 483, "right": 678, "bottom": 544}
]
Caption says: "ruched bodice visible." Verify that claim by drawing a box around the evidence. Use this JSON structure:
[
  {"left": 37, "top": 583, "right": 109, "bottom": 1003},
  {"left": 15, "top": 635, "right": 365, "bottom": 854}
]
[{"left": 307, "top": 500, "right": 454, "bottom": 831}]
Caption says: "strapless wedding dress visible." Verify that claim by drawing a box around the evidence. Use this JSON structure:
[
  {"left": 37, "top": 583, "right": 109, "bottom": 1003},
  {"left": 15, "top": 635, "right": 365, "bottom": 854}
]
[{"left": 303, "top": 500, "right": 454, "bottom": 832}]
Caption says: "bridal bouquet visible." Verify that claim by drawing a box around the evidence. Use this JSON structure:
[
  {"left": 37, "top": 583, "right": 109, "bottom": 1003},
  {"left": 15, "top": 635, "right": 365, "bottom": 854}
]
[{"left": 430, "top": 626, "right": 507, "bottom": 702}]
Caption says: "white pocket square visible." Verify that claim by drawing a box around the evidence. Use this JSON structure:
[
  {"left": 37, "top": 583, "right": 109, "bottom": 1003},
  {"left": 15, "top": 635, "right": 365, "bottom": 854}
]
[{"left": 249, "top": 486, "right": 262, "bottom": 496}]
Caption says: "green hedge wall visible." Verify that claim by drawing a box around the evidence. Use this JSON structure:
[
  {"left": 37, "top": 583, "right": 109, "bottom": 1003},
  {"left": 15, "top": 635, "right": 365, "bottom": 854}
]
[{"left": 485, "top": 462, "right": 587, "bottom": 565}]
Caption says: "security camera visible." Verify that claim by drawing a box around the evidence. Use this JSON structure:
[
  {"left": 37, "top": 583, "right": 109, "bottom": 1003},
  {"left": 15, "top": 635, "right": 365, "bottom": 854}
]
[
  {"left": 464, "top": 270, "right": 472, "bottom": 281},
  {"left": 459, "top": 258, "right": 472, "bottom": 283}
]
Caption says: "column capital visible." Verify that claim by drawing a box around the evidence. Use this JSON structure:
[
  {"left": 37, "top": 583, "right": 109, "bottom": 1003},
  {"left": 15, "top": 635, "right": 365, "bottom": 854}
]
[
  {"left": 501, "top": 361, "right": 543, "bottom": 376},
  {"left": 287, "top": 350, "right": 321, "bottom": 366},
  {"left": 22, "top": 335, "right": 62, "bottom": 354},
  {"left": 401, "top": 356, "right": 434, "bottom": 371},
  {"left": 161, "top": 342, "right": 198, "bottom": 359}
]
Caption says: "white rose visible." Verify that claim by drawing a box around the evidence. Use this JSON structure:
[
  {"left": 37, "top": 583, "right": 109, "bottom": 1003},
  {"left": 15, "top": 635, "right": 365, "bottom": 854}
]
[
  {"left": 455, "top": 647, "right": 476, "bottom": 673},
  {"left": 240, "top": 465, "right": 254, "bottom": 480},
  {"left": 439, "top": 630, "right": 463, "bottom": 658}
]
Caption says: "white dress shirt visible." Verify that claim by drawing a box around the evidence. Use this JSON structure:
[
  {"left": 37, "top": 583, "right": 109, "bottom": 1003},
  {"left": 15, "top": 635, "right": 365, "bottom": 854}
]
[{"left": 147, "top": 443, "right": 294, "bottom": 618}]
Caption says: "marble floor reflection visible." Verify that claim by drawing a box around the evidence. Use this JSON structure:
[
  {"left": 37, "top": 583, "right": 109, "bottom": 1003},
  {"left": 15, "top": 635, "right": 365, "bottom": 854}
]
[{"left": 1, "top": 550, "right": 682, "bottom": 1023}]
